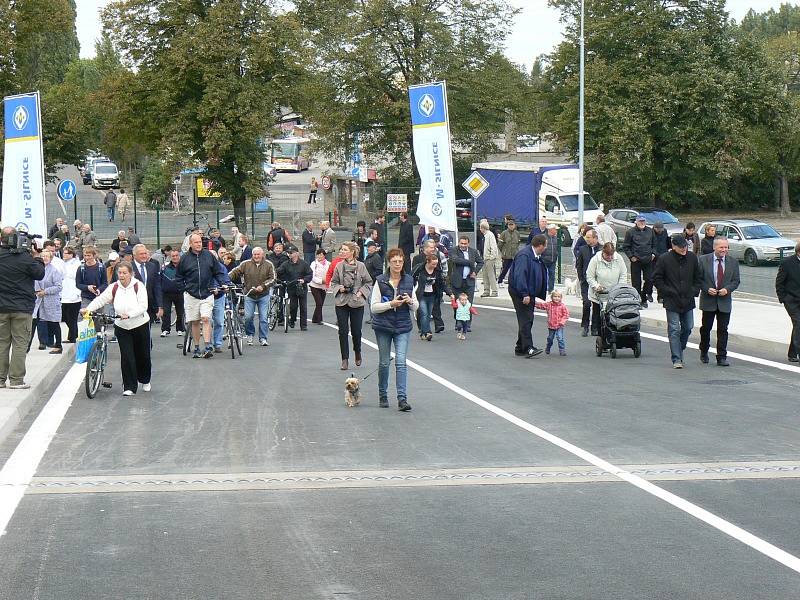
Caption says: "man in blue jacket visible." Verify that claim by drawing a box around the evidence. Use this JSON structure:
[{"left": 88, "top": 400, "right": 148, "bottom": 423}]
[
  {"left": 508, "top": 234, "right": 549, "bottom": 358},
  {"left": 175, "top": 233, "right": 230, "bottom": 358}
]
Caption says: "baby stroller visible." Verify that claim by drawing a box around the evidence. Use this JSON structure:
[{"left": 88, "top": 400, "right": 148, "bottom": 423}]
[{"left": 595, "top": 284, "right": 642, "bottom": 359}]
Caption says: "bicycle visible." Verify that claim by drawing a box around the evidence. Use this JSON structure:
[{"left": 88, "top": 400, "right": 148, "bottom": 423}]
[
  {"left": 268, "top": 282, "right": 290, "bottom": 332},
  {"left": 84, "top": 312, "right": 118, "bottom": 399},
  {"left": 213, "top": 285, "right": 245, "bottom": 359}
]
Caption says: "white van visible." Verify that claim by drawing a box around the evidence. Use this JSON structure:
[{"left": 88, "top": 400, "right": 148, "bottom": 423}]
[{"left": 91, "top": 162, "right": 120, "bottom": 189}]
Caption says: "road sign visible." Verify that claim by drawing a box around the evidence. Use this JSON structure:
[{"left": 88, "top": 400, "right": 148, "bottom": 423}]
[
  {"left": 57, "top": 179, "right": 77, "bottom": 202},
  {"left": 359, "top": 166, "right": 369, "bottom": 183},
  {"left": 321, "top": 175, "right": 332, "bottom": 190},
  {"left": 386, "top": 193, "right": 408, "bottom": 213},
  {"left": 351, "top": 167, "right": 360, "bottom": 178},
  {"left": 462, "top": 171, "right": 489, "bottom": 198}
]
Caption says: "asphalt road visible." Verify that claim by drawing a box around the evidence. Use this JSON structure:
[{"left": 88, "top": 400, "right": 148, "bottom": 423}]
[{"left": 1, "top": 299, "right": 799, "bottom": 598}]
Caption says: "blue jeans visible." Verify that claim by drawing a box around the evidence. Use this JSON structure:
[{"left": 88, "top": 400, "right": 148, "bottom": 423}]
[
  {"left": 375, "top": 329, "right": 410, "bottom": 402},
  {"left": 244, "top": 293, "right": 271, "bottom": 340},
  {"left": 666, "top": 310, "right": 693, "bottom": 363},
  {"left": 418, "top": 296, "right": 436, "bottom": 335},
  {"left": 107, "top": 206, "right": 115, "bottom": 221},
  {"left": 546, "top": 327, "right": 565, "bottom": 351},
  {"left": 212, "top": 295, "right": 225, "bottom": 348},
  {"left": 544, "top": 262, "right": 556, "bottom": 292}
]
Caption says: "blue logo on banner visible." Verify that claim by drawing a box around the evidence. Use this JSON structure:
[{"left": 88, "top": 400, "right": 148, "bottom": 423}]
[
  {"left": 57, "top": 179, "right": 77, "bottom": 202},
  {"left": 3, "top": 94, "right": 40, "bottom": 139},
  {"left": 409, "top": 83, "right": 447, "bottom": 126}
]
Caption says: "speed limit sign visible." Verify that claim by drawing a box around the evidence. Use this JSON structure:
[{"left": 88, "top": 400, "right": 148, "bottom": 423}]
[{"left": 321, "top": 175, "right": 332, "bottom": 190}]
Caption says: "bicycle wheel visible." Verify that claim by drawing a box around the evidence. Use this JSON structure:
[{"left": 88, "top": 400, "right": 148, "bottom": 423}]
[
  {"left": 268, "top": 296, "right": 279, "bottom": 331},
  {"left": 85, "top": 339, "right": 105, "bottom": 398},
  {"left": 283, "top": 297, "right": 290, "bottom": 333},
  {"left": 225, "top": 314, "right": 237, "bottom": 359},
  {"left": 233, "top": 313, "right": 245, "bottom": 356}
]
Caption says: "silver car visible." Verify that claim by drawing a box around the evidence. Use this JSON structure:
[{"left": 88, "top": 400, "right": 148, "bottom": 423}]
[
  {"left": 699, "top": 219, "right": 796, "bottom": 266},
  {"left": 606, "top": 207, "right": 684, "bottom": 240}
]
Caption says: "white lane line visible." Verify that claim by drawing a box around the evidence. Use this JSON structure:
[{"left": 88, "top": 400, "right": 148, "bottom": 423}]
[
  {"left": 474, "top": 303, "right": 800, "bottom": 375},
  {"left": 0, "top": 363, "right": 85, "bottom": 536},
  {"left": 326, "top": 321, "right": 800, "bottom": 574}
]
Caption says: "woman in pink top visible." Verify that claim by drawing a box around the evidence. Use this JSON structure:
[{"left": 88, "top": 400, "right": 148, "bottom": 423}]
[
  {"left": 309, "top": 248, "right": 330, "bottom": 324},
  {"left": 536, "top": 290, "right": 570, "bottom": 356}
]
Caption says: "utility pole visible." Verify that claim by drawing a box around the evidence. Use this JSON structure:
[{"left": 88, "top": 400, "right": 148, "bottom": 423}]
[{"left": 578, "top": 0, "right": 586, "bottom": 226}]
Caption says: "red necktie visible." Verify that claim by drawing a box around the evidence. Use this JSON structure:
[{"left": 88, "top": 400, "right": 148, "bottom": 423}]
[{"left": 716, "top": 258, "right": 724, "bottom": 289}]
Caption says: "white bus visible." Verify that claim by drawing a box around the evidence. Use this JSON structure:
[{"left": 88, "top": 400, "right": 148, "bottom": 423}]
[{"left": 269, "top": 137, "right": 311, "bottom": 172}]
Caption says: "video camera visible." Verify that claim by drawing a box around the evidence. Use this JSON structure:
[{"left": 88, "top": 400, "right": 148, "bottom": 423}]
[{"left": 0, "top": 226, "right": 42, "bottom": 254}]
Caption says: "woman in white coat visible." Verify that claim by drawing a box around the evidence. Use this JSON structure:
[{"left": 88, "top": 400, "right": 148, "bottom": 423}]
[
  {"left": 586, "top": 242, "right": 628, "bottom": 330},
  {"left": 83, "top": 262, "right": 152, "bottom": 396},
  {"left": 60, "top": 246, "right": 82, "bottom": 343}
]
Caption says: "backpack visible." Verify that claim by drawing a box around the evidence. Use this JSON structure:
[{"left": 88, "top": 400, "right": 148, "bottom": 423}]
[{"left": 111, "top": 281, "right": 139, "bottom": 301}]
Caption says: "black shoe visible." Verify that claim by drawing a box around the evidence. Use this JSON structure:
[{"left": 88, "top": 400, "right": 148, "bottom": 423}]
[
  {"left": 379, "top": 397, "right": 389, "bottom": 408},
  {"left": 647, "top": 294, "right": 654, "bottom": 303},
  {"left": 717, "top": 358, "right": 730, "bottom": 367},
  {"left": 581, "top": 327, "right": 588, "bottom": 337},
  {"left": 590, "top": 330, "right": 599, "bottom": 337},
  {"left": 526, "top": 347, "right": 543, "bottom": 358},
  {"left": 515, "top": 348, "right": 526, "bottom": 356},
  {"left": 700, "top": 353, "right": 709, "bottom": 364},
  {"left": 435, "top": 327, "right": 445, "bottom": 334},
  {"left": 398, "top": 399, "right": 411, "bottom": 412},
  {"left": 640, "top": 301, "right": 648, "bottom": 309},
  {"left": 789, "top": 356, "right": 799, "bottom": 363},
  {"left": 289, "top": 320, "right": 296, "bottom": 329}
]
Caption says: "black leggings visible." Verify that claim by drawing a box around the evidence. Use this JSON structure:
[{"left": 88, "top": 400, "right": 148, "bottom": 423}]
[
  {"left": 62, "top": 301, "right": 81, "bottom": 342},
  {"left": 115, "top": 322, "right": 152, "bottom": 393},
  {"left": 335, "top": 305, "right": 364, "bottom": 359},
  {"left": 310, "top": 287, "right": 326, "bottom": 323}
]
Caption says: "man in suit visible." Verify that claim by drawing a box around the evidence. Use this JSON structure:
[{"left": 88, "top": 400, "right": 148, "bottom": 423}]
[
  {"left": 575, "top": 228, "right": 602, "bottom": 336},
  {"left": 776, "top": 241, "right": 800, "bottom": 363},
  {"left": 132, "top": 244, "right": 164, "bottom": 323},
  {"left": 448, "top": 235, "right": 484, "bottom": 330},
  {"left": 301, "top": 221, "right": 317, "bottom": 265},
  {"left": 508, "top": 234, "right": 548, "bottom": 358},
  {"left": 398, "top": 212, "right": 415, "bottom": 273},
  {"left": 526, "top": 216, "right": 548, "bottom": 244},
  {"left": 698, "top": 237, "right": 740, "bottom": 367}
]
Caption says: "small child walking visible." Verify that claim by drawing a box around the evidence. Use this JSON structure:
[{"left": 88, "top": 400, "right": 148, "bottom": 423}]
[
  {"left": 454, "top": 292, "right": 476, "bottom": 340},
  {"left": 536, "top": 290, "right": 570, "bottom": 356}
]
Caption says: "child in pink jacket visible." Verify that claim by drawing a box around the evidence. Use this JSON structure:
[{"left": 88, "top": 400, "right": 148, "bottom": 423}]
[{"left": 536, "top": 290, "right": 570, "bottom": 356}]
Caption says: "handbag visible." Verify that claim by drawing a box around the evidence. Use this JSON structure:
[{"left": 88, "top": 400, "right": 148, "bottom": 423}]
[{"left": 75, "top": 315, "right": 96, "bottom": 364}]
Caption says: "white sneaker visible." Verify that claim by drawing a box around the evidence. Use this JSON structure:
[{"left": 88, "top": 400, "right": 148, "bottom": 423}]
[
  {"left": 247, "top": 336, "right": 254, "bottom": 346},
  {"left": 122, "top": 390, "right": 134, "bottom": 396},
  {"left": 260, "top": 339, "right": 269, "bottom": 346},
  {"left": 142, "top": 383, "right": 151, "bottom": 392},
  {"left": 160, "top": 331, "right": 169, "bottom": 337}
]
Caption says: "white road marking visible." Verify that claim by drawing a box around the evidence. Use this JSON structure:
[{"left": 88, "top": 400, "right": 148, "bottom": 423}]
[
  {"left": 474, "top": 303, "right": 800, "bottom": 375},
  {"left": 325, "top": 321, "right": 800, "bottom": 574},
  {"left": 0, "top": 363, "right": 85, "bottom": 536}
]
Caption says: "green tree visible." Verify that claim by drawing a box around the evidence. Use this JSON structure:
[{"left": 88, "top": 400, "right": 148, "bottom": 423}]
[
  {"left": 103, "top": 0, "right": 306, "bottom": 227},
  {"left": 541, "top": 0, "right": 784, "bottom": 210},
  {"left": 294, "top": 0, "right": 524, "bottom": 185}
]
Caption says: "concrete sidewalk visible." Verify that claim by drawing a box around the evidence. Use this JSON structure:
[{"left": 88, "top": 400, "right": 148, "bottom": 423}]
[
  {"left": 0, "top": 324, "right": 74, "bottom": 447},
  {"left": 474, "top": 279, "right": 793, "bottom": 352}
]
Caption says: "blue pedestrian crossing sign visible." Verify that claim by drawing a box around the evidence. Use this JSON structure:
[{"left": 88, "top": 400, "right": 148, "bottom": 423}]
[{"left": 57, "top": 179, "right": 77, "bottom": 202}]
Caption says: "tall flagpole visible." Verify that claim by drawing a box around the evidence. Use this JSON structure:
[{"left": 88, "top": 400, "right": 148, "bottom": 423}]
[{"left": 578, "top": 0, "right": 585, "bottom": 227}]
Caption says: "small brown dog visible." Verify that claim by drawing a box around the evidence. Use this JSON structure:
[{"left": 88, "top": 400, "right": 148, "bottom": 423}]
[{"left": 344, "top": 376, "right": 362, "bottom": 407}]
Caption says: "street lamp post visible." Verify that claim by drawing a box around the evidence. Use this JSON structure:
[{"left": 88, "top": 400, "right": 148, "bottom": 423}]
[{"left": 578, "top": 0, "right": 586, "bottom": 227}]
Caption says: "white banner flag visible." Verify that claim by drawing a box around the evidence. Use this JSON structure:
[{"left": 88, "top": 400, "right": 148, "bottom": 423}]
[
  {"left": 409, "top": 82, "right": 457, "bottom": 233},
  {"left": 1, "top": 92, "right": 47, "bottom": 238}
]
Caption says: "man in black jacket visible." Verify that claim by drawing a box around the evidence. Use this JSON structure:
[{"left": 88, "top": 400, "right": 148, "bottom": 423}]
[
  {"left": 448, "top": 235, "right": 484, "bottom": 330},
  {"left": 301, "top": 221, "right": 317, "bottom": 265},
  {"left": 277, "top": 246, "right": 313, "bottom": 330},
  {"left": 622, "top": 215, "right": 656, "bottom": 307},
  {"left": 0, "top": 227, "right": 46, "bottom": 389},
  {"left": 398, "top": 212, "right": 415, "bottom": 273},
  {"left": 776, "top": 241, "right": 800, "bottom": 362},
  {"left": 653, "top": 235, "right": 702, "bottom": 369},
  {"left": 574, "top": 229, "right": 602, "bottom": 336},
  {"left": 412, "top": 240, "right": 446, "bottom": 333},
  {"left": 160, "top": 249, "right": 185, "bottom": 337},
  {"left": 132, "top": 244, "right": 164, "bottom": 322}
]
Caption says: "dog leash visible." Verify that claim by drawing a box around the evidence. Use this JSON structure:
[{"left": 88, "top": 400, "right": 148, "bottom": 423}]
[{"left": 356, "top": 356, "right": 393, "bottom": 382}]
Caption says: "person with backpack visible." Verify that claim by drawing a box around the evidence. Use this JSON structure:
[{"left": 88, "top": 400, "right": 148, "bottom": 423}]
[
  {"left": 104, "top": 189, "right": 117, "bottom": 222},
  {"left": 267, "top": 222, "right": 289, "bottom": 251},
  {"left": 82, "top": 263, "right": 152, "bottom": 396}
]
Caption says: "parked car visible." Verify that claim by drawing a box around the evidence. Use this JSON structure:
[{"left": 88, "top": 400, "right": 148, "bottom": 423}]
[
  {"left": 699, "top": 219, "right": 796, "bottom": 266},
  {"left": 82, "top": 156, "right": 109, "bottom": 184},
  {"left": 606, "top": 207, "right": 683, "bottom": 240},
  {"left": 91, "top": 162, "right": 120, "bottom": 189},
  {"left": 456, "top": 198, "right": 474, "bottom": 231}
]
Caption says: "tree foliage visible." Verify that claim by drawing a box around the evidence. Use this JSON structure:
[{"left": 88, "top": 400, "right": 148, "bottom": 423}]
[
  {"left": 539, "top": 0, "right": 787, "bottom": 211},
  {"left": 102, "top": 0, "right": 306, "bottom": 226},
  {"left": 294, "top": 0, "right": 525, "bottom": 183}
]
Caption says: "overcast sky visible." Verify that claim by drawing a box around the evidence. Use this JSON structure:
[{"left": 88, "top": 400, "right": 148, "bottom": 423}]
[{"left": 77, "top": 0, "right": 792, "bottom": 69}]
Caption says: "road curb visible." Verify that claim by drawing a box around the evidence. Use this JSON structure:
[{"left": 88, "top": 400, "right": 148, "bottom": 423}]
[{"left": 0, "top": 344, "right": 75, "bottom": 448}]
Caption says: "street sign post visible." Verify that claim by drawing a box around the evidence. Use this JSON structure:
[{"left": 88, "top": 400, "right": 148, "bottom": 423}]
[
  {"left": 57, "top": 179, "right": 77, "bottom": 219},
  {"left": 461, "top": 171, "right": 489, "bottom": 198},
  {"left": 321, "top": 175, "right": 332, "bottom": 190}
]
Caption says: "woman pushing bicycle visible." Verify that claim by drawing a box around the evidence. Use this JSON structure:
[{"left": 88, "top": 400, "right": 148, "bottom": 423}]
[{"left": 82, "top": 262, "right": 152, "bottom": 396}]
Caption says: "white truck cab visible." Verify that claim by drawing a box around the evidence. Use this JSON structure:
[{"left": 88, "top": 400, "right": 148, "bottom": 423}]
[{"left": 539, "top": 168, "right": 603, "bottom": 242}]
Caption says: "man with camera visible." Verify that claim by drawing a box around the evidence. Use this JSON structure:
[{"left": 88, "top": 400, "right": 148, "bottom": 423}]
[{"left": 0, "top": 226, "right": 46, "bottom": 389}]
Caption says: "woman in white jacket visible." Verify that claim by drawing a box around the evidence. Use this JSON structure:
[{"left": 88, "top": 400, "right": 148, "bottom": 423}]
[
  {"left": 586, "top": 242, "right": 628, "bottom": 317},
  {"left": 60, "top": 246, "right": 82, "bottom": 343},
  {"left": 82, "top": 263, "right": 152, "bottom": 396}
]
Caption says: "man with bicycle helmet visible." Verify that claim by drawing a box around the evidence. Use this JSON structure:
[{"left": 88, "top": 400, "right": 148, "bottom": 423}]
[{"left": 175, "top": 232, "right": 230, "bottom": 358}]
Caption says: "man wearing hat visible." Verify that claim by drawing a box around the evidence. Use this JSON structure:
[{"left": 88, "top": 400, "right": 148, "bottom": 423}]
[
  {"left": 622, "top": 215, "right": 656, "bottom": 307},
  {"left": 653, "top": 235, "right": 702, "bottom": 369}
]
